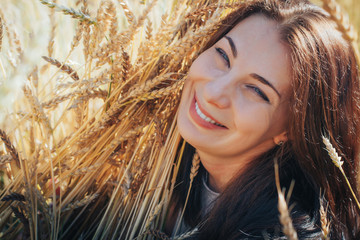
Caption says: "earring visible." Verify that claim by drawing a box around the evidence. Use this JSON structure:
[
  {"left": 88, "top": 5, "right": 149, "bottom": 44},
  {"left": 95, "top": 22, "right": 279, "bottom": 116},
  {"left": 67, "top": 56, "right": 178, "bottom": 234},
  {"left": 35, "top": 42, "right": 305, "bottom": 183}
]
[{"left": 277, "top": 141, "right": 284, "bottom": 146}]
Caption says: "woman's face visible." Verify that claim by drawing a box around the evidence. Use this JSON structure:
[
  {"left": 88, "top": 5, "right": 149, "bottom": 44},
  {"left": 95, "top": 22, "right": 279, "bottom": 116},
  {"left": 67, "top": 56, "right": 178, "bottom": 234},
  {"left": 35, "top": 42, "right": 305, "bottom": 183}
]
[{"left": 177, "top": 14, "right": 291, "bottom": 163}]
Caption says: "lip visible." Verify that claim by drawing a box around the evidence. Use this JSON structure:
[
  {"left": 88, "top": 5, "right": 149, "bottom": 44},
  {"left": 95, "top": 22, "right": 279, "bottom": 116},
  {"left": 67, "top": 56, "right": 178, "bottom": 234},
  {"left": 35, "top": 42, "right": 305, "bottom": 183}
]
[{"left": 189, "top": 95, "right": 227, "bottom": 130}]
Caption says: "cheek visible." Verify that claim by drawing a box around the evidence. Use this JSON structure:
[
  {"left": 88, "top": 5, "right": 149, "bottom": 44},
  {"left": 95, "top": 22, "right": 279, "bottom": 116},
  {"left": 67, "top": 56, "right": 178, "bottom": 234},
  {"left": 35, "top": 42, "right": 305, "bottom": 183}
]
[{"left": 233, "top": 102, "right": 273, "bottom": 135}]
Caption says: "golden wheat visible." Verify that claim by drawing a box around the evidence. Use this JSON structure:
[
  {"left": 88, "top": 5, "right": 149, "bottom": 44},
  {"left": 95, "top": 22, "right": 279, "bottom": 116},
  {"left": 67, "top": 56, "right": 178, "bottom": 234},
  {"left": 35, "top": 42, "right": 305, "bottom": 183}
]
[
  {"left": 0, "top": 0, "right": 358, "bottom": 239},
  {"left": 40, "top": 0, "right": 96, "bottom": 25},
  {"left": 275, "top": 160, "right": 298, "bottom": 240},
  {"left": 61, "top": 193, "right": 98, "bottom": 212},
  {"left": 321, "top": 0, "right": 360, "bottom": 64}
]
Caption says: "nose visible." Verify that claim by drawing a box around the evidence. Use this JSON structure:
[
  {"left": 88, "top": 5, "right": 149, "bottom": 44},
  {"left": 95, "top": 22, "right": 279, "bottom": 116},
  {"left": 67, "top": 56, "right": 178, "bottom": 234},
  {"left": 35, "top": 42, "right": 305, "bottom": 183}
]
[{"left": 203, "top": 76, "right": 232, "bottom": 109}]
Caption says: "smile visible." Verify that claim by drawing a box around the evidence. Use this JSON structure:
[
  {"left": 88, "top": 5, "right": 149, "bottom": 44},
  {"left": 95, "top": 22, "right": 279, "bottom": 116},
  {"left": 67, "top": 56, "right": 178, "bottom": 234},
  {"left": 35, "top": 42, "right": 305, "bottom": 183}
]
[{"left": 195, "top": 102, "right": 225, "bottom": 127}]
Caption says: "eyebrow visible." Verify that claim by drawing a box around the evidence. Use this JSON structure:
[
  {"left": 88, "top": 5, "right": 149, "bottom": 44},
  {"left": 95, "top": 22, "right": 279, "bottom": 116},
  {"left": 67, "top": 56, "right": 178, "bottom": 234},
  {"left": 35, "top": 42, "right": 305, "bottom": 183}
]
[
  {"left": 225, "top": 36, "right": 237, "bottom": 58},
  {"left": 224, "top": 36, "right": 281, "bottom": 98},
  {"left": 250, "top": 73, "right": 281, "bottom": 98}
]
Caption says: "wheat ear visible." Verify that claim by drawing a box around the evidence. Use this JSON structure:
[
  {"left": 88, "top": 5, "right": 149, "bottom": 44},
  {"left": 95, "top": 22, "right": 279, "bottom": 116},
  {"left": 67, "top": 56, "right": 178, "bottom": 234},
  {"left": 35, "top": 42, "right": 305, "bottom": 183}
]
[
  {"left": 172, "top": 227, "right": 199, "bottom": 240},
  {"left": 274, "top": 160, "right": 298, "bottom": 240},
  {"left": 319, "top": 197, "right": 330, "bottom": 240},
  {"left": 42, "top": 56, "right": 79, "bottom": 81},
  {"left": 321, "top": 0, "right": 360, "bottom": 64},
  {"left": 23, "top": 86, "right": 53, "bottom": 135},
  {"left": 0, "top": 154, "right": 12, "bottom": 166},
  {"left": 40, "top": 0, "right": 96, "bottom": 25},
  {"left": 0, "top": 129, "right": 20, "bottom": 166},
  {"left": 174, "top": 151, "right": 200, "bottom": 235},
  {"left": 322, "top": 136, "right": 360, "bottom": 210},
  {"left": 61, "top": 193, "right": 98, "bottom": 212},
  {"left": 144, "top": 230, "right": 170, "bottom": 240},
  {"left": 118, "top": 0, "right": 136, "bottom": 25},
  {"left": 1, "top": 192, "right": 26, "bottom": 202},
  {"left": 144, "top": 200, "right": 164, "bottom": 230}
]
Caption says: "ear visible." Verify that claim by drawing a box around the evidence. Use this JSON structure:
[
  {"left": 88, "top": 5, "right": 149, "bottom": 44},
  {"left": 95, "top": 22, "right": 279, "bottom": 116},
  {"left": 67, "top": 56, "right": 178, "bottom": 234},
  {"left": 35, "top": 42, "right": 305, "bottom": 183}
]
[{"left": 273, "top": 131, "right": 288, "bottom": 145}]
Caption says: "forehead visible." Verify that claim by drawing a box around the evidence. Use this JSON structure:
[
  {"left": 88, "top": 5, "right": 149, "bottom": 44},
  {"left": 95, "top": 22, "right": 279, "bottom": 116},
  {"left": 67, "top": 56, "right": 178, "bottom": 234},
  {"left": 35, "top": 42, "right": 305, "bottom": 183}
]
[{"left": 225, "top": 14, "right": 291, "bottom": 96}]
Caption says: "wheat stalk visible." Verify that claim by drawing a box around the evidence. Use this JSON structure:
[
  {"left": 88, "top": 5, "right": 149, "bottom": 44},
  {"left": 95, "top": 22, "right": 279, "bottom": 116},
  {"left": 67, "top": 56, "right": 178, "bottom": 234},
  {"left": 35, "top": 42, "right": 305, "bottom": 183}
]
[
  {"left": 274, "top": 160, "right": 298, "bottom": 240},
  {"left": 174, "top": 151, "right": 200, "bottom": 235},
  {"left": 40, "top": 0, "right": 96, "bottom": 25},
  {"left": 322, "top": 136, "right": 360, "bottom": 210}
]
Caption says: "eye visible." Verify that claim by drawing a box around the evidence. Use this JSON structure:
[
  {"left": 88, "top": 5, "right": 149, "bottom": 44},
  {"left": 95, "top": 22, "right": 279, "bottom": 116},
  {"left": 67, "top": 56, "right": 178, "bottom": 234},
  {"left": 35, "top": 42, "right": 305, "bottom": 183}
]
[
  {"left": 247, "top": 85, "right": 270, "bottom": 103},
  {"left": 215, "top": 47, "right": 230, "bottom": 68}
]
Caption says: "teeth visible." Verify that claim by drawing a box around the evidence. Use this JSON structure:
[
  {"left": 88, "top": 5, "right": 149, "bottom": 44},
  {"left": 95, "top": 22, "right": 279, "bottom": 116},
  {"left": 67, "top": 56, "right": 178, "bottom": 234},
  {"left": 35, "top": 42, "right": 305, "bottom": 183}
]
[{"left": 195, "top": 102, "right": 224, "bottom": 127}]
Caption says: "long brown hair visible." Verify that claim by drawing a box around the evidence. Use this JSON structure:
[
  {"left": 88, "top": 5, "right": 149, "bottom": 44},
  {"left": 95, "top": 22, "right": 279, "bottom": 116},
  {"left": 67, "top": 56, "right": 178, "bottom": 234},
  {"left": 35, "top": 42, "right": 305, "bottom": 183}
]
[{"left": 171, "top": 0, "right": 360, "bottom": 239}]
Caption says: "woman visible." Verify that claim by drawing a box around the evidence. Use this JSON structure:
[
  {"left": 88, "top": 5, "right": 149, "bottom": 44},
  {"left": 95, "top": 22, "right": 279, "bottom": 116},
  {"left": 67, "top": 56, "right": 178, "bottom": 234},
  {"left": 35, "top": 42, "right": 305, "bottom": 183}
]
[
  {"left": 168, "top": 0, "right": 360, "bottom": 239},
  {"left": 0, "top": 0, "right": 359, "bottom": 239}
]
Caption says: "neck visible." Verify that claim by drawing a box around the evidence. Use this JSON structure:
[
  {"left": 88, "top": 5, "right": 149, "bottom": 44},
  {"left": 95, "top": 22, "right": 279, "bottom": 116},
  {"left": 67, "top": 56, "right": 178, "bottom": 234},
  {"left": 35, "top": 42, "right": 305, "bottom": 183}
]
[{"left": 197, "top": 151, "right": 249, "bottom": 192}]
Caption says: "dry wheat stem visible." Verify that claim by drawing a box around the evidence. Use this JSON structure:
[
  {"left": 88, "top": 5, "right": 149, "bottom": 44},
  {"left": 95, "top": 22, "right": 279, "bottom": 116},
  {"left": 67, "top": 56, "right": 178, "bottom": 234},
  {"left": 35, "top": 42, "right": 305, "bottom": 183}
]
[
  {"left": 274, "top": 160, "right": 298, "bottom": 240},
  {"left": 40, "top": 0, "right": 96, "bottom": 25}
]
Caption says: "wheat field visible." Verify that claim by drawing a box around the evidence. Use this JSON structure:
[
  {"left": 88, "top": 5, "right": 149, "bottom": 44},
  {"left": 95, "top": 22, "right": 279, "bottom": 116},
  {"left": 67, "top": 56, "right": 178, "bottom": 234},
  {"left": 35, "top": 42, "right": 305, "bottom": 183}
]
[{"left": 0, "top": 0, "right": 359, "bottom": 239}]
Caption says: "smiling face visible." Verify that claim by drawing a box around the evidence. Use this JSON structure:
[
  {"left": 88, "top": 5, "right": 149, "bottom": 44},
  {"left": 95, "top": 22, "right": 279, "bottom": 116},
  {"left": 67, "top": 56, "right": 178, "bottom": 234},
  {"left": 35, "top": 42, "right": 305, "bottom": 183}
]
[{"left": 177, "top": 14, "right": 291, "bottom": 165}]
